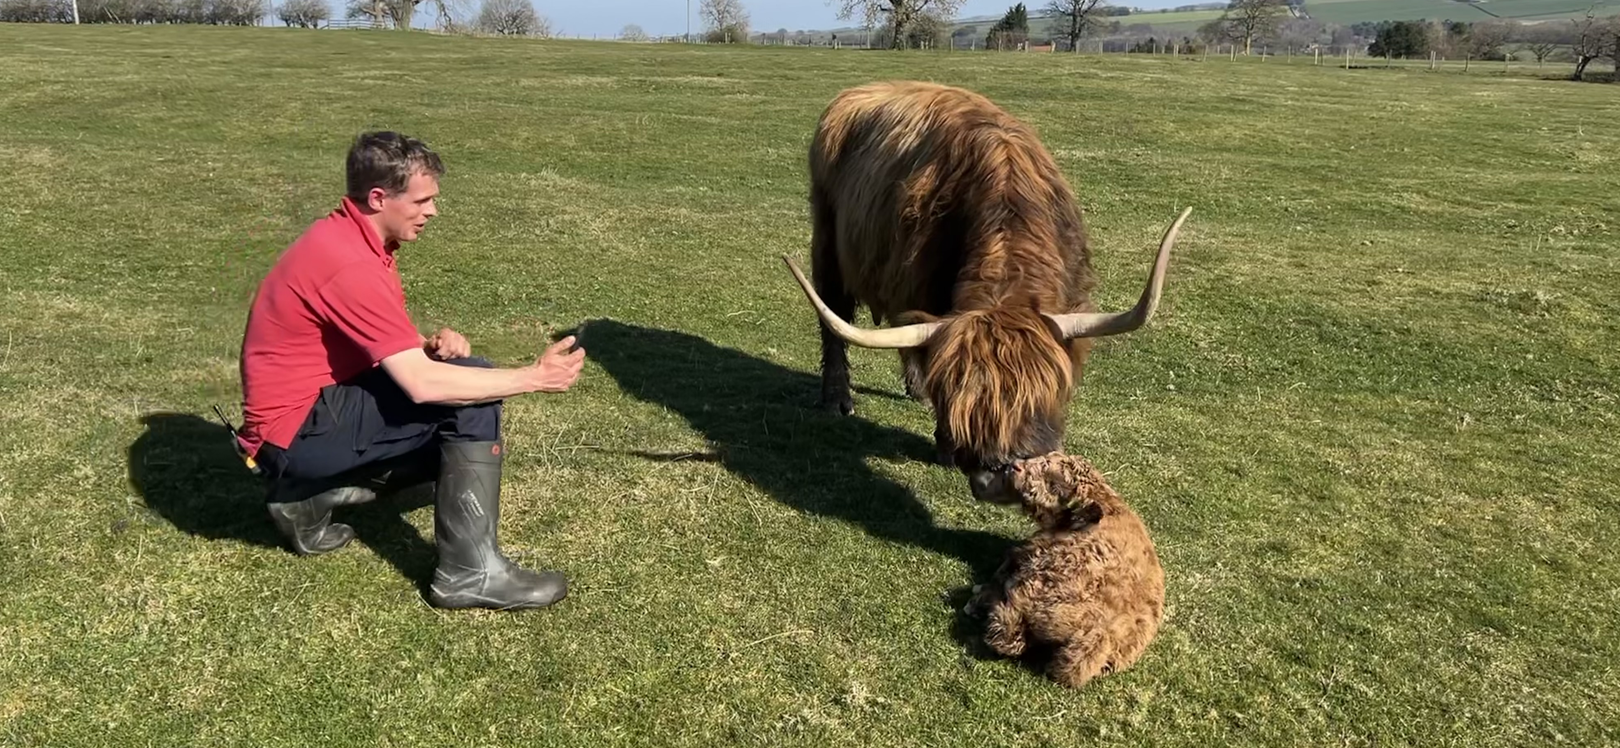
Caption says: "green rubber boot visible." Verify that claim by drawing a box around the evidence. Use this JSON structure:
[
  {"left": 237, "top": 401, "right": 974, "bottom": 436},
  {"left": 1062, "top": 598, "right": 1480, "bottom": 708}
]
[{"left": 427, "top": 440, "right": 568, "bottom": 610}]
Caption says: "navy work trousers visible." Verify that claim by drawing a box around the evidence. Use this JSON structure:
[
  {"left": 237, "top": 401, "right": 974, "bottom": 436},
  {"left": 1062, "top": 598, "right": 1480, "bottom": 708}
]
[{"left": 255, "top": 357, "right": 502, "bottom": 493}]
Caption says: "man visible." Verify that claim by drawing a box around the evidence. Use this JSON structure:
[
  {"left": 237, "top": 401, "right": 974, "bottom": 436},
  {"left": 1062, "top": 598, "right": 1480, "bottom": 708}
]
[{"left": 236, "top": 131, "right": 585, "bottom": 611}]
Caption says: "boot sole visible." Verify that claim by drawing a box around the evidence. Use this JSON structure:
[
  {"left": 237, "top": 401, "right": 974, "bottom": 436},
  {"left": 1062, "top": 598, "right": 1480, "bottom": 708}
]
[{"left": 427, "top": 589, "right": 568, "bottom": 610}]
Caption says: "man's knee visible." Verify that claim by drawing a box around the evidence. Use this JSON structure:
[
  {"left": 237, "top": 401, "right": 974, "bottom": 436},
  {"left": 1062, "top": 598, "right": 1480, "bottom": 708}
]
[
  {"left": 437, "top": 357, "right": 500, "bottom": 441},
  {"left": 448, "top": 401, "right": 501, "bottom": 442}
]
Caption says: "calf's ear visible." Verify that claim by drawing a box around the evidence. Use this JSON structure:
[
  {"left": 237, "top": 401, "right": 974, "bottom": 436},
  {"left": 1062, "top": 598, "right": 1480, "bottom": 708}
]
[{"left": 1069, "top": 501, "right": 1105, "bottom": 530}]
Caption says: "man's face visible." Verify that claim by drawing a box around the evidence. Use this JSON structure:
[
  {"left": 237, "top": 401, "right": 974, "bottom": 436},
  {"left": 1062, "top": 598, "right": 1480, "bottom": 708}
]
[{"left": 368, "top": 171, "right": 439, "bottom": 244}]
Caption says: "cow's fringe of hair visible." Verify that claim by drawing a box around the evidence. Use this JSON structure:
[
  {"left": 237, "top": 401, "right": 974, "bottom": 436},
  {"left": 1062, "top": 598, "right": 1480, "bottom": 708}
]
[{"left": 923, "top": 308, "right": 1074, "bottom": 464}]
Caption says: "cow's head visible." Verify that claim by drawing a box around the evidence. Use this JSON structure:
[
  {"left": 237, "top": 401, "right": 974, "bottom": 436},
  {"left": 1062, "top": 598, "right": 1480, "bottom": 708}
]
[{"left": 783, "top": 208, "right": 1189, "bottom": 503}]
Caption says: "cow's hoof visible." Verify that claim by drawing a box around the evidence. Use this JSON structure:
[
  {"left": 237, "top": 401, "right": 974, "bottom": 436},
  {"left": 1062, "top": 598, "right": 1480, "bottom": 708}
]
[{"left": 820, "top": 395, "right": 855, "bottom": 416}]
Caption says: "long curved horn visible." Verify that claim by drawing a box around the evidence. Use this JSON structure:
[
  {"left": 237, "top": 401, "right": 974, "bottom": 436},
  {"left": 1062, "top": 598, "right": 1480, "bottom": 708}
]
[
  {"left": 781, "top": 256, "right": 944, "bottom": 349},
  {"left": 1044, "top": 206, "right": 1191, "bottom": 340}
]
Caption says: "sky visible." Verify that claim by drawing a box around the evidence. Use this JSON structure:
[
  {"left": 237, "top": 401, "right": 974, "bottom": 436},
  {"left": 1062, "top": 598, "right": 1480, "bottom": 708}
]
[{"left": 524, "top": 0, "right": 1191, "bottom": 39}]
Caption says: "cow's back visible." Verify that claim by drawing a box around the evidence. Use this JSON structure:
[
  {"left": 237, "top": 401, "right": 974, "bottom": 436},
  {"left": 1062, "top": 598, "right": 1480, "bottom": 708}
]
[{"left": 808, "top": 81, "right": 1094, "bottom": 323}]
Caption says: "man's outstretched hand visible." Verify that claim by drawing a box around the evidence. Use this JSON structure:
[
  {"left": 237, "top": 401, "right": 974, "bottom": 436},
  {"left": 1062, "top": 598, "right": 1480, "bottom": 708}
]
[
  {"left": 530, "top": 336, "right": 585, "bottom": 393},
  {"left": 424, "top": 328, "right": 472, "bottom": 360}
]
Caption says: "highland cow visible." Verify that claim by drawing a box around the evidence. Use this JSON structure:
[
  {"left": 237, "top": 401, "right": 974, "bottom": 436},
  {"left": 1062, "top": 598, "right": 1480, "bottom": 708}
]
[
  {"left": 964, "top": 451, "right": 1165, "bottom": 688},
  {"left": 781, "top": 80, "right": 1191, "bottom": 502}
]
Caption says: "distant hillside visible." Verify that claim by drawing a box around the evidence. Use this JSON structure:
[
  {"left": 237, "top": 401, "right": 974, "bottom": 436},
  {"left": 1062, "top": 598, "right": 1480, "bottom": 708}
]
[{"left": 778, "top": 0, "right": 1620, "bottom": 41}]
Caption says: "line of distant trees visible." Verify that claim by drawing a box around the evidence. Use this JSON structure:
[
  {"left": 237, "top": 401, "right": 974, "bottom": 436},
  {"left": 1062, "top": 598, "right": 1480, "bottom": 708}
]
[
  {"left": 5, "top": 0, "right": 1616, "bottom": 81},
  {"left": 0, "top": 0, "right": 267, "bottom": 24},
  {"left": 1358, "top": 12, "right": 1619, "bottom": 79},
  {"left": 0, "top": 0, "right": 557, "bottom": 37},
  {"left": 810, "top": 0, "right": 1617, "bottom": 65}
]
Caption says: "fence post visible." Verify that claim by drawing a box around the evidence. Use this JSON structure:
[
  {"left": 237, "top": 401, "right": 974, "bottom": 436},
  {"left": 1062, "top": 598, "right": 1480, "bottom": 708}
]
[{"left": 1345, "top": 47, "right": 1351, "bottom": 69}]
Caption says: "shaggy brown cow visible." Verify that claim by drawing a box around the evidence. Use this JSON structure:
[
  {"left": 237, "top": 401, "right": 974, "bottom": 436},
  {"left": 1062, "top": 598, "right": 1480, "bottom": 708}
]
[
  {"left": 781, "top": 80, "right": 1190, "bottom": 502},
  {"left": 963, "top": 451, "right": 1165, "bottom": 688}
]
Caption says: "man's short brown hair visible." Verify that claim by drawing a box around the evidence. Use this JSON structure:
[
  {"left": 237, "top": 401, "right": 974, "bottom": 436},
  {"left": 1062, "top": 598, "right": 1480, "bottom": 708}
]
[{"left": 345, "top": 131, "right": 445, "bottom": 203}]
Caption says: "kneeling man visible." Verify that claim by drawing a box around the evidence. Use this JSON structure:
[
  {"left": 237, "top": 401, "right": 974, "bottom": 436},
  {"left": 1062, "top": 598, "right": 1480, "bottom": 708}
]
[{"left": 235, "top": 131, "right": 583, "bottom": 611}]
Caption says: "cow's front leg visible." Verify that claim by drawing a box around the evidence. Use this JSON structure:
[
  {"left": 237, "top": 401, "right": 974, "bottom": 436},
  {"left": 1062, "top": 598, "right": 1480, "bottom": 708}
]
[{"left": 933, "top": 420, "right": 956, "bottom": 467}]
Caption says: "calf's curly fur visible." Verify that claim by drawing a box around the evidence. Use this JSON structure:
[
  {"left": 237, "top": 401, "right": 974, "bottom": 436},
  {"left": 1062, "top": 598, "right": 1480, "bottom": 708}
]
[{"left": 965, "top": 452, "right": 1164, "bottom": 688}]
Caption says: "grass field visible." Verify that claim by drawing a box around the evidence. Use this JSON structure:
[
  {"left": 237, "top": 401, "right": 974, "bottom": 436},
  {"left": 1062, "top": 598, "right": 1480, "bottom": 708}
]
[{"left": 4, "top": 24, "right": 1620, "bottom": 747}]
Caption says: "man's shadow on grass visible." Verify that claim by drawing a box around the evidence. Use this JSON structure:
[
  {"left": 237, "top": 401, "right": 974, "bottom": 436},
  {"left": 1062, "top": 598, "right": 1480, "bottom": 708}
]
[
  {"left": 580, "top": 319, "right": 1018, "bottom": 651},
  {"left": 125, "top": 413, "right": 441, "bottom": 595}
]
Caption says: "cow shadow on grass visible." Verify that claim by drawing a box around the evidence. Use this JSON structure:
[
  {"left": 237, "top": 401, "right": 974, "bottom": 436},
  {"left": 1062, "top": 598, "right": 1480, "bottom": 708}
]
[
  {"left": 581, "top": 319, "right": 1019, "bottom": 646},
  {"left": 125, "top": 413, "right": 441, "bottom": 596}
]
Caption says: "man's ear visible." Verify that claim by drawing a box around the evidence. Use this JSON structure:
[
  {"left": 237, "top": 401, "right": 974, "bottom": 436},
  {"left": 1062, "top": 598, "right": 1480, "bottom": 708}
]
[{"left": 367, "top": 186, "right": 389, "bottom": 212}]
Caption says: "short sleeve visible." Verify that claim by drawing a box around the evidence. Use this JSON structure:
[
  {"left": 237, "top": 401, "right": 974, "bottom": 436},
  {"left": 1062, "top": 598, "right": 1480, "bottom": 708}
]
[{"left": 311, "top": 266, "right": 423, "bottom": 365}]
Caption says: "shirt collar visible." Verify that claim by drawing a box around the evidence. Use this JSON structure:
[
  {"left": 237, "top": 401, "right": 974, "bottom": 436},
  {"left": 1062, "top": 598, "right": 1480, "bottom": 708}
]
[{"left": 339, "top": 196, "right": 400, "bottom": 262}]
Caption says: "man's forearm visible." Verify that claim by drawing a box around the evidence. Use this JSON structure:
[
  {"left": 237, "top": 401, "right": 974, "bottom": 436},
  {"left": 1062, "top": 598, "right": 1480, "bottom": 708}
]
[
  {"left": 413, "top": 361, "right": 537, "bottom": 406},
  {"left": 383, "top": 350, "right": 537, "bottom": 406}
]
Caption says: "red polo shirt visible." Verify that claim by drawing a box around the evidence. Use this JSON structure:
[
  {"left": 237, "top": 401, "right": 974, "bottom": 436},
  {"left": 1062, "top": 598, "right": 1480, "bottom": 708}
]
[{"left": 236, "top": 197, "right": 423, "bottom": 456}]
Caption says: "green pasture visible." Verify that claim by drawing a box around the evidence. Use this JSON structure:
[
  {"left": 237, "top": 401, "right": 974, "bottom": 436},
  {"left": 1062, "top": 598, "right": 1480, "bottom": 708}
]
[{"left": 2, "top": 24, "right": 1618, "bottom": 747}]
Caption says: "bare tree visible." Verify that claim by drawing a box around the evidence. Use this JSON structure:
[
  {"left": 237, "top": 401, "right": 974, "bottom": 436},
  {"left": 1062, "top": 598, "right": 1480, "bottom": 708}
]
[
  {"left": 1197, "top": 16, "right": 1234, "bottom": 46},
  {"left": 833, "top": 0, "right": 966, "bottom": 51},
  {"left": 621, "top": 23, "right": 647, "bottom": 40},
  {"left": 904, "top": 9, "right": 950, "bottom": 48},
  {"left": 1608, "top": 17, "right": 1620, "bottom": 80},
  {"left": 1569, "top": 8, "right": 1613, "bottom": 81},
  {"left": 1045, "top": 0, "right": 1105, "bottom": 52},
  {"left": 1275, "top": 17, "right": 1322, "bottom": 52},
  {"left": 1467, "top": 20, "right": 1511, "bottom": 60},
  {"left": 278, "top": 0, "right": 327, "bottom": 26},
  {"left": 203, "top": 0, "right": 265, "bottom": 24},
  {"left": 1507, "top": 21, "right": 1564, "bottom": 66},
  {"left": 1525, "top": 36, "right": 1558, "bottom": 66},
  {"left": 0, "top": 0, "right": 74, "bottom": 21},
  {"left": 345, "top": 0, "right": 464, "bottom": 29},
  {"left": 345, "top": 0, "right": 386, "bottom": 26},
  {"left": 701, "top": 0, "right": 749, "bottom": 42},
  {"left": 475, "top": 0, "right": 545, "bottom": 35},
  {"left": 1220, "top": 0, "right": 1286, "bottom": 54}
]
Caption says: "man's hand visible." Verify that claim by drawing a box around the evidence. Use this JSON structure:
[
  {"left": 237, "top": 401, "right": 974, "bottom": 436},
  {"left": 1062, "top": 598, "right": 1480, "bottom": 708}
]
[
  {"left": 528, "top": 336, "right": 585, "bottom": 393},
  {"left": 424, "top": 328, "right": 472, "bottom": 360}
]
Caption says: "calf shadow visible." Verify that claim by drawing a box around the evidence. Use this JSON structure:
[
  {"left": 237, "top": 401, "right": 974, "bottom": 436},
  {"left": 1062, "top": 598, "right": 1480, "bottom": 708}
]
[
  {"left": 581, "top": 319, "right": 1017, "bottom": 590},
  {"left": 125, "top": 412, "right": 440, "bottom": 596}
]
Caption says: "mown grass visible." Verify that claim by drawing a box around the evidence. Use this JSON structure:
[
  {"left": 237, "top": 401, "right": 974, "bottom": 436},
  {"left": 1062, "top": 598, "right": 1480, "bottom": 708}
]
[{"left": 2, "top": 24, "right": 1619, "bottom": 748}]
